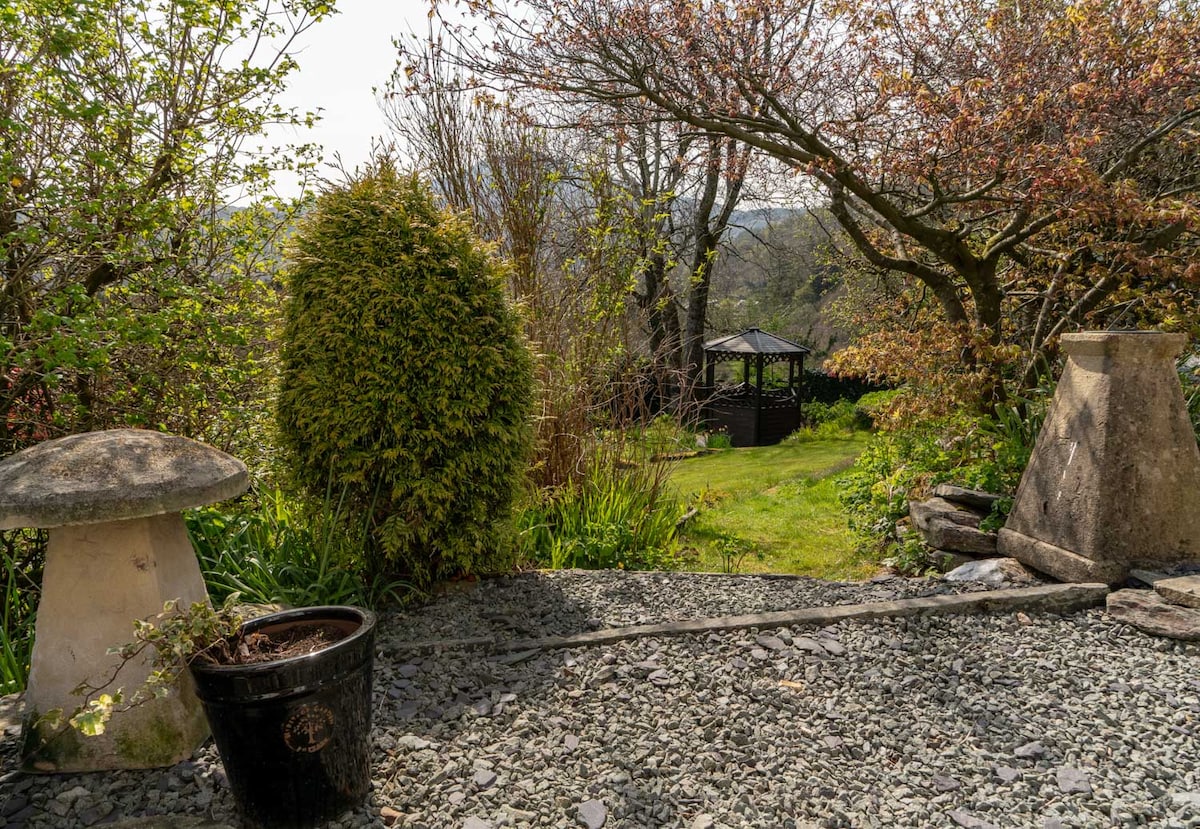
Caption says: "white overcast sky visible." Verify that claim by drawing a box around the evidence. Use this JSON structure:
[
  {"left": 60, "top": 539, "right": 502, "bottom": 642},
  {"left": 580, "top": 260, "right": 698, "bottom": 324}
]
[{"left": 262, "top": 0, "right": 432, "bottom": 197}]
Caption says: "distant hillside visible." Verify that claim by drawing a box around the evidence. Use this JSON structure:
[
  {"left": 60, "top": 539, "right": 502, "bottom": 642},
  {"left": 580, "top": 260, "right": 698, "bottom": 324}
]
[
  {"left": 725, "top": 206, "right": 808, "bottom": 234},
  {"left": 709, "top": 206, "right": 853, "bottom": 363}
]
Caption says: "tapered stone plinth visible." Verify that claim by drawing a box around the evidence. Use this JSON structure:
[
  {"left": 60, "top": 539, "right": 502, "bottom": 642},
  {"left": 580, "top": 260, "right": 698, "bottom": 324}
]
[
  {"left": 0, "top": 429, "right": 248, "bottom": 772},
  {"left": 998, "top": 332, "right": 1200, "bottom": 584}
]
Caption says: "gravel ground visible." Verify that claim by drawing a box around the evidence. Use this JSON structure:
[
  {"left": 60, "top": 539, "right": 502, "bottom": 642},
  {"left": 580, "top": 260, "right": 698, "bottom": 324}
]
[{"left": 3, "top": 570, "right": 1199, "bottom": 829}]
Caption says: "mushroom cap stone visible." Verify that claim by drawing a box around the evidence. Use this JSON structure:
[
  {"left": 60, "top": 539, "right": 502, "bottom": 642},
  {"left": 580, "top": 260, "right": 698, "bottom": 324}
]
[{"left": 0, "top": 429, "right": 249, "bottom": 529}]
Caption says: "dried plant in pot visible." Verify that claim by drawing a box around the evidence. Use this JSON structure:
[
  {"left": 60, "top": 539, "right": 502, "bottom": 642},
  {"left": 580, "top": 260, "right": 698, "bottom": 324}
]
[{"left": 64, "top": 600, "right": 377, "bottom": 829}]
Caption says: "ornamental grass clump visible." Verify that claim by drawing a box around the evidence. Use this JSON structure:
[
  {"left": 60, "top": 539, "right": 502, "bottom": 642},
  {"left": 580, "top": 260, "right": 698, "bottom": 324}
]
[{"left": 277, "top": 162, "right": 534, "bottom": 587}]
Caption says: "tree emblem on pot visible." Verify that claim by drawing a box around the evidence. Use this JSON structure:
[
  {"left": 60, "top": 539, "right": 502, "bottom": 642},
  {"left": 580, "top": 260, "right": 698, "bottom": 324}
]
[{"left": 283, "top": 703, "right": 336, "bottom": 753}]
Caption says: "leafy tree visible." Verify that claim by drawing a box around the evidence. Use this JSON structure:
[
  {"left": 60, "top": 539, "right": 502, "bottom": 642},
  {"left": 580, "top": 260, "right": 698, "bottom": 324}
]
[
  {"left": 385, "top": 42, "right": 638, "bottom": 488},
  {"left": 447, "top": 0, "right": 1200, "bottom": 408},
  {"left": 277, "top": 162, "right": 534, "bottom": 586},
  {"left": 392, "top": 35, "right": 751, "bottom": 404},
  {"left": 708, "top": 208, "right": 850, "bottom": 358},
  {"left": 0, "top": 0, "right": 328, "bottom": 697},
  {"left": 0, "top": 0, "right": 328, "bottom": 457},
  {"left": 617, "top": 116, "right": 751, "bottom": 397}
]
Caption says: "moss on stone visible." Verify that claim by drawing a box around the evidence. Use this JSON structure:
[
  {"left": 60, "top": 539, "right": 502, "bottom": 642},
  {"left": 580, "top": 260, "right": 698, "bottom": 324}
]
[
  {"left": 114, "top": 712, "right": 195, "bottom": 767},
  {"left": 20, "top": 708, "right": 88, "bottom": 772},
  {"left": 19, "top": 701, "right": 208, "bottom": 772}
]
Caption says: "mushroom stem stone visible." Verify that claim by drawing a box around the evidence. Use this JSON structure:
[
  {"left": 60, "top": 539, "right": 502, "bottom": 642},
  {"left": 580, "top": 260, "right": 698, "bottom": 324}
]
[{"left": 0, "top": 429, "right": 248, "bottom": 772}]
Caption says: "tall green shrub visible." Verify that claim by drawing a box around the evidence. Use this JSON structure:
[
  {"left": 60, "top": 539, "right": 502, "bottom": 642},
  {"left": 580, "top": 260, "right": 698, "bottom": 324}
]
[{"left": 277, "top": 164, "right": 534, "bottom": 586}]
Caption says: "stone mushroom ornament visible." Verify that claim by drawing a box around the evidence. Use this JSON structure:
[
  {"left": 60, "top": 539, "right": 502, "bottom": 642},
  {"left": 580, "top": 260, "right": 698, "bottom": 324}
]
[{"left": 0, "top": 429, "right": 248, "bottom": 772}]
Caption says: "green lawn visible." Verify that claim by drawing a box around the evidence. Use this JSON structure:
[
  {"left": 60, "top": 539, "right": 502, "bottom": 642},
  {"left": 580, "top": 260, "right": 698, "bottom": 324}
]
[{"left": 669, "top": 434, "right": 877, "bottom": 580}]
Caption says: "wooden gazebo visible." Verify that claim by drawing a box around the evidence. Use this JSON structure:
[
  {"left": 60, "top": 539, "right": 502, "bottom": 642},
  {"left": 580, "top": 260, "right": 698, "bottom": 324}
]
[{"left": 703, "top": 328, "right": 811, "bottom": 446}]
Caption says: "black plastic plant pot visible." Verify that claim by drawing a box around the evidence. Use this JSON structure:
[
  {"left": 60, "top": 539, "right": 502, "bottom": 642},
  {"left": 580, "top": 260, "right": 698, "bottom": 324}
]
[{"left": 189, "top": 606, "right": 377, "bottom": 829}]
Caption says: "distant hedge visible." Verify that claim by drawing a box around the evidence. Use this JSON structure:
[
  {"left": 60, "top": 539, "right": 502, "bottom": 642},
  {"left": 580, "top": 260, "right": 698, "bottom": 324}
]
[
  {"left": 803, "top": 370, "right": 889, "bottom": 405},
  {"left": 277, "top": 163, "right": 534, "bottom": 587}
]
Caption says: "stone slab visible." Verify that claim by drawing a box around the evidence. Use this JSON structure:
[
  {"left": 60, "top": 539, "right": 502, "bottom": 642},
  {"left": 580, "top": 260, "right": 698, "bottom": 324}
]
[
  {"left": 910, "top": 498, "right": 983, "bottom": 530},
  {"left": 932, "top": 484, "right": 1003, "bottom": 511},
  {"left": 0, "top": 429, "right": 248, "bottom": 529},
  {"left": 105, "top": 819, "right": 236, "bottom": 829},
  {"left": 1155, "top": 575, "right": 1200, "bottom": 609},
  {"left": 998, "top": 527, "right": 1128, "bottom": 585},
  {"left": 1107, "top": 588, "right": 1200, "bottom": 640},
  {"left": 386, "top": 583, "right": 1110, "bottom": 655},
  {"left": 922, "top": 517, "right": 998, "bottom": 556},
  {"left": 1129, "top": 569, "right": 1168, "bottom": 586},
  {"left": 933, "top": 552, "right": 976, "bottom": 573},
  {"left": 943, "top": 558, "right": 1037, "bottom": 587}
]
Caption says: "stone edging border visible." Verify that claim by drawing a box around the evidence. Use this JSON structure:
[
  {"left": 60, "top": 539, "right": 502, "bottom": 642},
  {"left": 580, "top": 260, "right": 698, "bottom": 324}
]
[{"left": 388, "top": 582, "right": 1111, "bottom": 657}]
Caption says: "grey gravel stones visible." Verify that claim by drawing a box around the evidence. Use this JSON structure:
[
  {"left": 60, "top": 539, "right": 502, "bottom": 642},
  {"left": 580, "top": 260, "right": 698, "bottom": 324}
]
[
  {"left": 1014, "top": 740, "right": 1047, "bottom": 758},
  {"left": 3, "top": 569, "right": 1199, "bottom": 828},
  {"left": 948, "top": 811, "right": 998, "bottom": 829},
  {"left": 577, "top": 798, "right": 607, "bottom": 828},
  {"left": 101, "top": 820, "right": 234, "bottom": 829},
  {"left": 1055, "top": 767, "right": 1092, "bottom": 795},
  {"left": 818, "top": 637, "right": 846, "bottom": 656},
  {"left": 931, "top": 773, "right": 960, "bottom": 792},
  {"left": 1172, "top": 791, "right": 1200, "bottom": 809},
  {"left": 793, "top": 636, "right": 826, "bottom": 653},
  {"left": 994, "top": 765, "right": 1021, "bottom": 783},
  {"left": 471, "top": 769, "right": 498, "bottom": 790}
]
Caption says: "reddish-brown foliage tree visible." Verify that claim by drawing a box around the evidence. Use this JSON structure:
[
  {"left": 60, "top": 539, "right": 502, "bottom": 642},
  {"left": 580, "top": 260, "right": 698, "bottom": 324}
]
[{"left": 447, "top": 0, "right": 1200, "bottom": 407}]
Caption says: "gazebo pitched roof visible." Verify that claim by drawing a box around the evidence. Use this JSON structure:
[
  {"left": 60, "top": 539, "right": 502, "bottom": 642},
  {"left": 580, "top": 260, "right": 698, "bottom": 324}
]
[{"left": 704, "top": 327, "right": 811, "bottom": 356}]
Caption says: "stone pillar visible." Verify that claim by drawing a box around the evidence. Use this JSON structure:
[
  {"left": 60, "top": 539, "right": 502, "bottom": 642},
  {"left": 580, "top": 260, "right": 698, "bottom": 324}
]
[{"left": 998, "top": 332, "right": 1200, "bottom": 584}]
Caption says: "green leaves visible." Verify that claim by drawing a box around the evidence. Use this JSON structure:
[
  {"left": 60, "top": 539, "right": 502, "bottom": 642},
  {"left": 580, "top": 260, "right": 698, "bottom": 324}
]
[
  {"left": 129, "top": 598, "right": 245, "bottom": 672},
  {"left": 277, "top": 162, "right": 535, "bottom": 587},
  {"left": 0, "top": 0, "right": 322, "bottom": 457},
  {"left": 0, "top": 531, "right": 41, "bottom": 695},
  {"left": 52, "top": 597, "right": 246, "bottom": 743},
  {"left": 186, "top": 488, "right": 412, "bottom": 609},
  {"left": 838, "top": 388, "right": 1050, "bottom": 569}
]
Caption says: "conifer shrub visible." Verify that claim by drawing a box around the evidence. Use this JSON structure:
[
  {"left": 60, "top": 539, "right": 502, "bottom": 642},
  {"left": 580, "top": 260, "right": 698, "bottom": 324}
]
[{"left": 277, "top": 163, "right": 534, "bottom": 587}]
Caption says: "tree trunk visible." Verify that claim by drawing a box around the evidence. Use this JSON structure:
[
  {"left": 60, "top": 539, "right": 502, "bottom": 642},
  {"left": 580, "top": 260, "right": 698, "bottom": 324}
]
[
  {"left": 681, "top": 230, "right": 718, "bottom": 402},
  {"left": 638, "top": 252, "right": 682, "bottom": 375}
]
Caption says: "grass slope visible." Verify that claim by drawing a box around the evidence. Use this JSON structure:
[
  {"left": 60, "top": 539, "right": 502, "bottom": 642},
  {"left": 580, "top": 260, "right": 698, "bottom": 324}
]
[{"left": 669, "top": 434, "right": 875, "bottom": 580}]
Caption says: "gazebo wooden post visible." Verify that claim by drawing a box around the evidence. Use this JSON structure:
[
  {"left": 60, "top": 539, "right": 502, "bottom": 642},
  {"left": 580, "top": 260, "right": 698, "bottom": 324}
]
[
  {"left": 796, "top": 354, "right": 805, "bottom": 405},
  {"left": 704, "top": 359, "right": 716, "bottom": 428},
  {"left": 754, "top": 353, "right": 764, "bottom": 445}
]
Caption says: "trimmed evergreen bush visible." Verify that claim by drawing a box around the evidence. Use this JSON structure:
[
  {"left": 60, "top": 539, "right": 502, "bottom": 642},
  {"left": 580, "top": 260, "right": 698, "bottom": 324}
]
[{"left": 277, "top": 162, "right": 534, "bottom": 586}]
